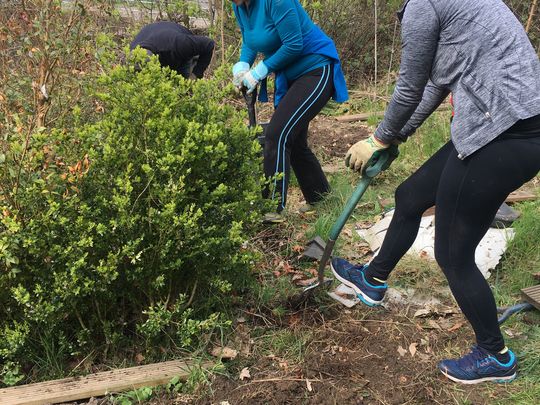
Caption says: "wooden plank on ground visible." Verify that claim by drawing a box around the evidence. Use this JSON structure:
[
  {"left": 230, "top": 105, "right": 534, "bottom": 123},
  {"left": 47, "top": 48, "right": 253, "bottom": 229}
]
[
  {"left": 0, "top": 359, "right": 212, "bottom": 405},
  {"left": 505, "top": 189, "right": 537, "bottom": 203},
  {"left": 418, "top": 188, "right": 537, "bottom": 218},
  {"left": 522, "top": 285, "right": 540, "bottom": 311},
  {"left": 334, "top": 111, "right": 385, "bottom": 123}
]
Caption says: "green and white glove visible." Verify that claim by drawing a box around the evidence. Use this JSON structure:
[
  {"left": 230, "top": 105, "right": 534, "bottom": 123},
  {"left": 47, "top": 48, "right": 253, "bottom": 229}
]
[{"left": 345, "top": 135, "right": 389, "bottom": 172}]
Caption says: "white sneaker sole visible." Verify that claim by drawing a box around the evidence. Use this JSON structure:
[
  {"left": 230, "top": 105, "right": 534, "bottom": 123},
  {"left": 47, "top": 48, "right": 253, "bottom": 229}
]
[
  {"left": 330, "top": 262, "right": 382, "bottom": 306},
  {"left": 440, "top": 369, "right": 517, "bottom": 384}
]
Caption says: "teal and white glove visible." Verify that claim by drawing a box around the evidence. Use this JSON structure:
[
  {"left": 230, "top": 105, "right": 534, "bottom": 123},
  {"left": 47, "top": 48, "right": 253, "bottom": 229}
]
[
  {"left": 242, "top": 61, "right": 269, "bottom": 94},
  {"left": 232, "top": 61, "right": 250, "bottom": 90}
]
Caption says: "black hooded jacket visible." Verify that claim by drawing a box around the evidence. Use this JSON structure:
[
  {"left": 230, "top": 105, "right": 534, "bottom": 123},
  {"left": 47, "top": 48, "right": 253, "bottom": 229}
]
[{"left": 130, "top": 21, "right": 214, "bottom": 78}]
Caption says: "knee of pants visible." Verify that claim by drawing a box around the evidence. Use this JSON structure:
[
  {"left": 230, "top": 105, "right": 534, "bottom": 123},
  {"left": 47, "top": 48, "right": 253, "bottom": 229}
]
[
  {"left": 434, "top": 242, "right": 471, "bottom": 281},
  {"left": 434, "top": 243, "right": 451, "bottom": 274},
  {"left": 263, "top": 141, "right": 279, "bottom": 163},
  {"left": 265, "top": 120, "right": 286, "bottom": 145},
  {"left": 394, "top": 180, "right": 427, "bottom": 218}
]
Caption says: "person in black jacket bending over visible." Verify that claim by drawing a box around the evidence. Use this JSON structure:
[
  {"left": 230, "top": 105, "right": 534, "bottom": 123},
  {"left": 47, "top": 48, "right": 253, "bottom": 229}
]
[{"left": 130, "top": 21, "right": 215, "bottom": 79}]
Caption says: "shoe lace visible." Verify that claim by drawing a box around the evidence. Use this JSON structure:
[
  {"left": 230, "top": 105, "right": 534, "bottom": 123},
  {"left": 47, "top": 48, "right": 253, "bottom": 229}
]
[
  {"left": 347, "top": 265, "right": 367, "bottom": 282},
  {"left": 459, "top": 346, "right": 491, "bottom": 368}
]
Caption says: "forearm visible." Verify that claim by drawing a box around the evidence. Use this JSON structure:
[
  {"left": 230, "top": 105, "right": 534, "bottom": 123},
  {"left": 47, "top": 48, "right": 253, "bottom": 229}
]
[
  {"left": 239, "top": 43, "right": 258, "bottom": 66},
  {"left": 374, "top": 0, "right": 440, "bottom": 144},
  {"left": 399, "top": 81, "right": 450, "bottom": 139}
]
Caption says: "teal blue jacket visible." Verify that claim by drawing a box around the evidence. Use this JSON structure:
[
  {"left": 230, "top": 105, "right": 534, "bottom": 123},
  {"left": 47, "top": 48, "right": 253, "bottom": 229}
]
[
  {"left": 233, "top": 0, "right": 328, "bottom": 81},
  {"left": 233, "top": 0, "right": 348, "bottom": 105}
]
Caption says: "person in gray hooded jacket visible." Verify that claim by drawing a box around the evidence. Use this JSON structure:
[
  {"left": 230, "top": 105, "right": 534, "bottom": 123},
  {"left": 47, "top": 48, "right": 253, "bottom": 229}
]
[{"left": 331, "top": 0, "right": 540, "bottom": 384}]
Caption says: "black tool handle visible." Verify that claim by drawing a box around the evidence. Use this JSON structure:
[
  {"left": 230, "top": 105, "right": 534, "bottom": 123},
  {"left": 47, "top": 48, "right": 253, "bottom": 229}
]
[{"left": 242, "top": 87, "right": 258, "bottom": 128}]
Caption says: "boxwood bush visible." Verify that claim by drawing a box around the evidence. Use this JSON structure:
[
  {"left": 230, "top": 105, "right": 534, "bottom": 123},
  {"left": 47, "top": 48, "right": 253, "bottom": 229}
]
[{"left": 0, "top": 52, "right": 264, "bottom": 384}]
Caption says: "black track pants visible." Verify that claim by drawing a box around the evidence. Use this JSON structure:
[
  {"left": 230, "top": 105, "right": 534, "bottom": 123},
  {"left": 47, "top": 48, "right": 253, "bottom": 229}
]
[
  {"left": 367, "top": 136, "right": 540, "bottom": 352},
  {"left": 263, "top": 65, "right": 334, "bottom": 212}
]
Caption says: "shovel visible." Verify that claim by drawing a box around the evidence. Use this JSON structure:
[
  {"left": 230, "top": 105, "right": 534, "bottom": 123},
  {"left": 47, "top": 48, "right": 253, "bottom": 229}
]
[
  {"left": 242, "top": 88, "right": 266, "bottom": 147},
  {"left": 302, "top": 145, "right": 399, "bottom": 296}
]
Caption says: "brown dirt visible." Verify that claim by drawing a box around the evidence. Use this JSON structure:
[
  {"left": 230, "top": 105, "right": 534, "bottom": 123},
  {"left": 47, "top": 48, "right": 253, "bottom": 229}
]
[
  {"left": 195, "top": 302, "right": 504, "bottom": 405},
  {"left": 256, "top": 101, "right": 372, "bottom": 159},
  {"left": 308, "top": 115, "right": 371, "bottom": 158}
]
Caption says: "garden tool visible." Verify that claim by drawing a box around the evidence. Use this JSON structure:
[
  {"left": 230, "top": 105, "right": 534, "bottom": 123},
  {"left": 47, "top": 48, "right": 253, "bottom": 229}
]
[
  {"left": 241, "top": 87, "right": 266, "bottom": 147},
  {"left": 497, "top": 284, "right": 540, "bottom": 324},
  {"left": 302, "top": 145, "right": 399, "bottom": 296}
]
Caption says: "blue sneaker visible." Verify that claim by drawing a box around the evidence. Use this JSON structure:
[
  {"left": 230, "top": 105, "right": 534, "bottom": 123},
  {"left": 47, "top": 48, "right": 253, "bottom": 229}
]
[
  {"left": 330, "top": 258, "right": 387, "bottom": 306},
  {"left": 438, "top": 346, "right": 517, "bottom": 384}
]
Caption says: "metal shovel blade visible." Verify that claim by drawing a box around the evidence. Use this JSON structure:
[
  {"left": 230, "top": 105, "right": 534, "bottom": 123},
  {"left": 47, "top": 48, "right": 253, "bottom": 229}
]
[
  {"left": 302, "top": 239, "right": 335, "bottom": 295},
  {"left": 302, "top": 277, "right": 333, "bottom": 293},
  {"left": 302, "top": 236, "right": 327, "bottom": 261}
]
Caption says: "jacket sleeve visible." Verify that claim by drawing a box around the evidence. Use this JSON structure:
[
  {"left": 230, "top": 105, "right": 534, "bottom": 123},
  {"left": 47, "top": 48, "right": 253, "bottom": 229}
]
[
  {"left": 191, "top": 37, "right": 215, "bottom": 78},
  {"left": 374, "top": 0, "right": 440, "bottom": 144},
  {"left": 262, "top": 0, "right": 303, "bottom": 73},
  {"left": 398, "top": 81, "right": 450, "bottom": 140},
  {"left": 234, "top": 5, "right": 258, "bottom": 65}
]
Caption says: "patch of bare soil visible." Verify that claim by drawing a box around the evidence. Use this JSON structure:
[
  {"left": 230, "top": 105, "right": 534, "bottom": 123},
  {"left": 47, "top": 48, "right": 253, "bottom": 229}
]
[
  {"left": 196, "top": 303, "right": 503, "bottom": 405},
  {"left": 255, "top": 100, "right": 371, "bottom": 159},
  {"left": 308, "top": 115, "right": 371, "bottom": 158}
]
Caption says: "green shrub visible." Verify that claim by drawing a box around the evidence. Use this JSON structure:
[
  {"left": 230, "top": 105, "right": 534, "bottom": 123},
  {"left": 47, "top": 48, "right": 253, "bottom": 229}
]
[{"left": 0, "top": 52, "right": 264, "bottom": 384}]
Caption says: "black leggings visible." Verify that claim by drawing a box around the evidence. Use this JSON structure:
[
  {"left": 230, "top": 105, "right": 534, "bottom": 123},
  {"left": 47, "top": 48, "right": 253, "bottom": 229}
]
[
  {"left": 367, "top": 136, "right": 540, "bottom": 352},
  {"left": 263, "top": 65, "right": 334, "bottom": 212}
]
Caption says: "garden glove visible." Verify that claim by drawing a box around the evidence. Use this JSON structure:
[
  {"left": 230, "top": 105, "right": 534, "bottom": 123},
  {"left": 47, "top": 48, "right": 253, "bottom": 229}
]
[
  {"left": 232, "top": 61, "right": 250, "bottom": 90},
  {"left": 242, "top": 61, "right": 269, "bottom": 94},
  {"left": 345, "top": 135, "right": 389, "bottom": 172}
]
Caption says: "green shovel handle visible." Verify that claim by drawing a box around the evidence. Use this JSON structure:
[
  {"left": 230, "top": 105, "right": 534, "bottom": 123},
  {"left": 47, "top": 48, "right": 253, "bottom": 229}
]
[{"left": 328, "top": 145, "right": 398, "bottom": 241}]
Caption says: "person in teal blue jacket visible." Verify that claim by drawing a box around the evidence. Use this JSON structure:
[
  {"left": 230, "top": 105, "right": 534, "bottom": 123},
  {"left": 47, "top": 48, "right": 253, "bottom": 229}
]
[{"left": 231, "top": 0, "right": 348, "bottom": 223}]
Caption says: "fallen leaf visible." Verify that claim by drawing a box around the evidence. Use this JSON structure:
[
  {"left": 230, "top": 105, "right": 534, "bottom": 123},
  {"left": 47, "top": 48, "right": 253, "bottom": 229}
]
[
  {"left": 440, "top": 307, "right": 459, "bottom": 316},
  {"left": 239, "top": 367, "right": 251, "bottom": 380},
  {"left": 397, "top": 345, "right": 407, "bottom": 357},
  {"left": 447, "top": 321, "right": 464, "bottom": 332},
  {"left": 355, "top": 220, "right": 373, "bottom": 230},
  {"left": 399, "top": 376, "right": 408, "bottom": 384},
  {"left": 307, "top": 268, "right": 318, "bottom": 276},
  {"left": 210, "top": 346, "right": 238, "bottom": 360},
  {"left": 377, "top": 197, "right": 393, "bottom": 210},
  {"left": 425, "top": 320, "right": 441, "bottom": 330},
  {"left": 504, "top": 328, "right": 519, "bottom": 338},
  {"left": 409, "top": 343, "right": 417, "bottom": 357},
  {"left": 437, "top": 318, "right": 453, "bottom": 330},
  {"left": 292, "top": 245, "right": 304, "bottom": 253},
  {"left": 282, "top": 261, "right": 294, "bottom": 274},
  {"left": 413, "top": 308, "right": 432, "bottom": 318},
  {"left": 295, "top": 277, "right": 318, "bottom": 287},
  {"left": 135, "top": 353, "right": 145, "bottom": 364},
  {"left": 306, "top": 379, "right": 313, "bottom": 392},
  {"left": 416, "top": 352, "right": 430, "bottom": 362},
  {"left": 273, "top": 270, "right": 281, "bottom": 278}
]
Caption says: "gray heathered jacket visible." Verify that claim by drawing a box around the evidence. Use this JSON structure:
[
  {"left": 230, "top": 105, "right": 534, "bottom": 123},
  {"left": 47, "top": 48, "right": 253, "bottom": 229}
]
[{"left": 374, "top": 0, "right": 540, "bottom": 159}]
